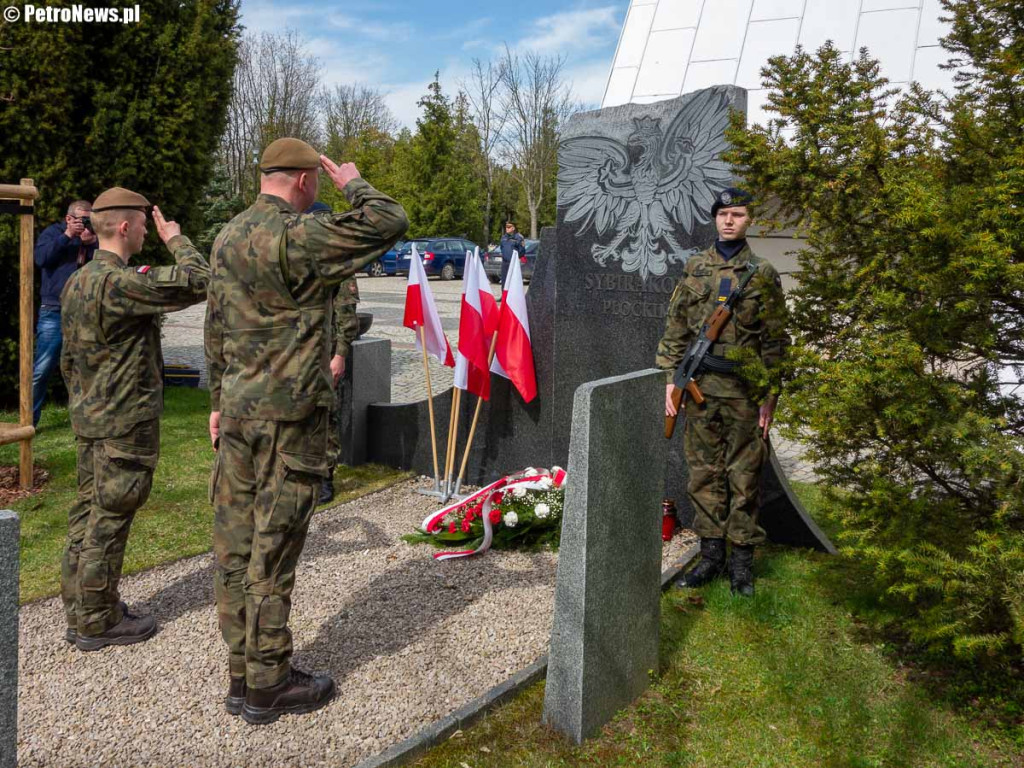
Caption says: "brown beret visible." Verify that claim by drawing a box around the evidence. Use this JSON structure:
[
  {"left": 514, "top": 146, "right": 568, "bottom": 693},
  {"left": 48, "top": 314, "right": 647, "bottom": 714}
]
[
  {"left": 91, "top": 187, "right": 150, "bottom": 212},
  {"left": 260, "top": 138, "right": 320, "bottom": 172}
]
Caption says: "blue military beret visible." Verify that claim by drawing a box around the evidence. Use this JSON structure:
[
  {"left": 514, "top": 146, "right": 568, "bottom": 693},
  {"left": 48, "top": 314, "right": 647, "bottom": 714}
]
[
  {"left": 710, "top": 187, "right": 754, "bottom": 217},
  {"left": 305, "top": 201, "right": 332, "bottom": 214}
]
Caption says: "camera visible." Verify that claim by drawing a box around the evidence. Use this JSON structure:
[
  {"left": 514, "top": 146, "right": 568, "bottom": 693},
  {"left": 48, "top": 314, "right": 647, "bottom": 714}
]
[{"left": 81, "top": 215, "right": 93, "bottom": 233}]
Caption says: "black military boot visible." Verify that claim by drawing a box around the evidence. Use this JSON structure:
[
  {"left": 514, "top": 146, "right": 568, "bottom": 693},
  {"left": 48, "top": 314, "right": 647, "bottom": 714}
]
[
  {"left": 729, "top": 544, "right": 756, "bottom": 597},
  {"left": 241, "top": 667, "right": 336, "bottom": 725},
  {"left": 676, "top": 537, "right": 726, "bottom": 588},
  {"left": 225, "top": 676, "right": 247, "bottom": 716},
  {"left": 75, "top": 607, "right": 157, "bottom": 652},
  {"left": 65, "top": 601, "right": 130, "bottom": 645},
  {"left": 318, "top": 469, "right": 335, "bottom": 505}
]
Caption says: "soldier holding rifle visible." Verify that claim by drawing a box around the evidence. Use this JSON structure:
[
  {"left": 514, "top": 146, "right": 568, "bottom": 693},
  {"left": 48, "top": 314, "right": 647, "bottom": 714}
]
[{"left": 657, "top": 188, "right": 790, "bottom": 596}]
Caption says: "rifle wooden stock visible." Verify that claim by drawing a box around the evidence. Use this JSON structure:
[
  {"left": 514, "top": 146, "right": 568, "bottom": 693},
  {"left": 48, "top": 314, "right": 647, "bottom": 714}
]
[{"left": 664, "top": 380, "right": 704, "bottom": 439}]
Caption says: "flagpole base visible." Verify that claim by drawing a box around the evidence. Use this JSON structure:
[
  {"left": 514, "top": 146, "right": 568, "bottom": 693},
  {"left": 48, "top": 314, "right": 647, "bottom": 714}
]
[{"left": 416, "top": 478, "right": 447, "bottom": 502}]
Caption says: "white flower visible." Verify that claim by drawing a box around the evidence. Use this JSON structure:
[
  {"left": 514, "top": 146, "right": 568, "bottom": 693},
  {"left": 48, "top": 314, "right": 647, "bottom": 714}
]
[
  {"left": 512, "top": 485, "right": 527, "bottom": 498},
  {"left": 534, "top": 503, "right": 550, "bottom": 519},
  {"left": 503, "top": 511, "right": 519, "bottom": 527}
]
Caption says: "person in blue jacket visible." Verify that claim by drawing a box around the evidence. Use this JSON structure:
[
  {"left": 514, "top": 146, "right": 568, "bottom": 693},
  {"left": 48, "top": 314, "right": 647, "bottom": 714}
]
[{"left": 33, "top": 199, "right": 98, "bottom": 426}]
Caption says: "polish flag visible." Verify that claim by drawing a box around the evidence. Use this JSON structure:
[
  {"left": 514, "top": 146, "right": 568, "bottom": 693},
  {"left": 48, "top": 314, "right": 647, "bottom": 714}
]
[
  {"left": 454, "top": 254, "right": 491, "bottom": 399},
  {"left": 490, "top": 252, "right": 537, "bottom": 402},
  {"left": 403, "top": 243, "right": 455, "bottom": 367},
  {"left": 470, "top": 248, "right": 499, "bottom": 336}
]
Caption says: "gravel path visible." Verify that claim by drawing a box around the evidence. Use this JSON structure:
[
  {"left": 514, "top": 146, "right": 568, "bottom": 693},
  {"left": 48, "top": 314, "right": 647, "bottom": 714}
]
[{"left": 19, "top": 478, "right": 697, "bottom": 767}]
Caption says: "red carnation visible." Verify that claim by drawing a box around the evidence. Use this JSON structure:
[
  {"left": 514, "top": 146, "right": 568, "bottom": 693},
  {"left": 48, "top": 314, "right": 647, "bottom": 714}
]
[
  {"left": 461, "top": 519, "right": 471, "bottom": 533},
  {"left": 448, "top": 521, "right": 457, "bottom": 534},
  {"left": 490, "top": 492, "right": 504, "bottom": 506},
  {"left": 488, "top": 509, "right": 501, "bottom": 524}
]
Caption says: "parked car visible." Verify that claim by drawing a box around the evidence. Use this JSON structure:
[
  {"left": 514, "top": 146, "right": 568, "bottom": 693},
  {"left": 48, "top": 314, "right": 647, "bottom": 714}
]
[
  {"left": 399, "top": 237, "right": 484, "bottom": 280},
  {"left": 483, "top": 239, "right": 539, "bottom": 284},
  {"left": 364, "top": 241, "right": 404, "bottom": 277}
]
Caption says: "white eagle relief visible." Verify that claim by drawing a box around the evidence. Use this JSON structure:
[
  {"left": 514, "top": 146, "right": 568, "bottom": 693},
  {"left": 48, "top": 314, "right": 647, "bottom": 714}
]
[{"left": 558, "top": 89, "right": 733, "bottom": 281}]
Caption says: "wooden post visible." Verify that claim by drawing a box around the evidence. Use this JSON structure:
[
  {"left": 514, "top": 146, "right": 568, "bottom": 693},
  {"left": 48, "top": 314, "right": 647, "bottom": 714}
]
[{"left": 18, "top": 179, "right": 34, "bottom": 490}]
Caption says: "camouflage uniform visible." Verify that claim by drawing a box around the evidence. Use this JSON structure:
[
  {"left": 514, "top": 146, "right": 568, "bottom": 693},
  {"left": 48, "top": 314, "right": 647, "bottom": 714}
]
[
  {"left": 60, "top": 239, "right": 210, "bottom": 636},
  {"left": 206, "top": 180, "right": 406, "bottom": 688},
  {"left": 327, "top": 277, "right": 360, "bottom": 468},
  {"left": 656, "top": 243, "right": 789, "bottom": 546}
]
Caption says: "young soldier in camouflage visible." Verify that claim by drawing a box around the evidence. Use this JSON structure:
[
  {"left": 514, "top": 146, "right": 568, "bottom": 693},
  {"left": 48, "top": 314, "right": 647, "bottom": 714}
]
[
  {"left": 206, "top": 138, "right": 407, "bottom": 724},
  {"left": 303, "top": 202, "right": 361, "bottom": 505},
  {"left": 60, "top": 187, "right": 210, "bottom": 650},
  {"left": 320, "top": 275, "right": 360, "bottom": 504},
  {"left": 656, "top": 188, "right": 790, "bottom": 596}
]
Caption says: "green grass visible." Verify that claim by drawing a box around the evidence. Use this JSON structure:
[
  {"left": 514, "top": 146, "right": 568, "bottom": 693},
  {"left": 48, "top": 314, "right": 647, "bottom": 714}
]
[
  {"left": 0, "top": 389, "right": 409, "bottom": 603},
  {"left": 411, "top": 485, "right": 1022, "bottom": 768}
]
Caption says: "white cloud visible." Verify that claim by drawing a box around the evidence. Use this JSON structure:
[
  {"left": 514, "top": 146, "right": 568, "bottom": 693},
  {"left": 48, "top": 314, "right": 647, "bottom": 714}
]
[
  {"left": 523, "top": 6, "right": 622, "bottom": 54},
  {"left": 239, "top": 0, "right": 319, "bottom": 36},
  {"left": 565, "top": 58, "right": 613, "bottom": 109}
]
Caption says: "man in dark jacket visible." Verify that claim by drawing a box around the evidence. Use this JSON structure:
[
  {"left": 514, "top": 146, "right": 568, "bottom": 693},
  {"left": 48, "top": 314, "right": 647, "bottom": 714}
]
[
  {"left": 498, "top": 221, "right": 525, "bottom": 288},
  {"left": 32, "top": 200, "right": 98, "bottom": 426}
]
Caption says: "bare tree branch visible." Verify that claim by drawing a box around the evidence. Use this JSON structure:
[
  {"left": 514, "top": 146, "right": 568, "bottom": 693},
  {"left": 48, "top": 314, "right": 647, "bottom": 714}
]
[{"left": 497, "top": 46, "right": 578, "bottom": 239}]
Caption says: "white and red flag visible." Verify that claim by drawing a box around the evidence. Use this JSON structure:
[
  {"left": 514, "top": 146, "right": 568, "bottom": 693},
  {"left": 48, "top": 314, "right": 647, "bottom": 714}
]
[
  {"left": 454, "top": 253, "right": 491, "bottom": 399},
  {"left": 471, "top": 247, "right": 499, "bottom": 336},
  {"left": 490, "top": 252, "right": 537, "bottom": 402},
  {"left": 403, "top": 243, "right": 454, "bottom": 367}
]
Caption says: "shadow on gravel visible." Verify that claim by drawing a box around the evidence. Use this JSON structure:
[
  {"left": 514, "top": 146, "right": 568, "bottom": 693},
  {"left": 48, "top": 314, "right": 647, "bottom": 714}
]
[
  {"left": 137, "top": 512, "right": 391, "bottom": 626},
  {"left": 297, "top": 554, "right": 556, "bottom": 685}
]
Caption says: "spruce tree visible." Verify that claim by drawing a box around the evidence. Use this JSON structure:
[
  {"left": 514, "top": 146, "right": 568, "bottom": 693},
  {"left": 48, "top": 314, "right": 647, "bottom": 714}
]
[
  {"left": 0, "top": 0, "right": 241, "bottom": 402},
  {"left": 727, "top": 0, "right": 1024, "bottom": 661}
]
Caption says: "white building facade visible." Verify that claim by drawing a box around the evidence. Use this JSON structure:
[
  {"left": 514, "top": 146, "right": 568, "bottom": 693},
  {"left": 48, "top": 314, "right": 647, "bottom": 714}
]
[{"left": 602, "top": 0, "right": 956, "bottom": 123}]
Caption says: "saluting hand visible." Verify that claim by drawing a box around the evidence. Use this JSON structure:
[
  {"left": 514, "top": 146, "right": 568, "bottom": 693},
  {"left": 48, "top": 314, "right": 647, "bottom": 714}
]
[
  {"left": 320, "top": 155, "right": 361, "bottom": 191},
  {"left": 152, "top": 206, "right": 181, "bottom": 245}
]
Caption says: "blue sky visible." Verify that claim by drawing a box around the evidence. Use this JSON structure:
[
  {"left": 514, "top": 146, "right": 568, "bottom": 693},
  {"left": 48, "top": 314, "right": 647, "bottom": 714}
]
[{"left": 238, "top": 0, "right": 626, "bottom": 127}]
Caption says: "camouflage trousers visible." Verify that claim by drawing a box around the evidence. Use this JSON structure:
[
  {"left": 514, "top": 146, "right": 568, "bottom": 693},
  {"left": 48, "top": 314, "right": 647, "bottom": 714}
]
[
  {"left": 61, "top": 418, "right": 159, "bottom": 636},
  {"left": 212, "top": 408, "right": 329, "bottom": 688},
  {"left": 683, "top": 395, "right": 767, "bottom": 547}
]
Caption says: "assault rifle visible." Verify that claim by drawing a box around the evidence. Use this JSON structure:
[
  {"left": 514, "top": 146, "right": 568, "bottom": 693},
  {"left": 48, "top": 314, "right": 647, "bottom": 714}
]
[{"left": 664, "top": 265, "right": 758, "bottom": 439}]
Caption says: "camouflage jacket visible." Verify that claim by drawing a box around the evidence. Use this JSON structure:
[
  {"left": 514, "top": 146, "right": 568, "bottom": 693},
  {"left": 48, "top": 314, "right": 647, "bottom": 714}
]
[
  {"left": 60, "top": 237, "right": 210, "bottom": 438},
  {"left": 205, "top": 178, "right": 407, "bottom": 420},
  {"left": 332, "top": 276, "right": 360, "bottom": 358},
  {"left": 655, "top": 243, "right": 790, "bottom": 399}
]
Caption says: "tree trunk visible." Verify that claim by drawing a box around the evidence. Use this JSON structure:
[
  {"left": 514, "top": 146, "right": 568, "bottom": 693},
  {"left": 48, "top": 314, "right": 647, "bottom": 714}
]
[{"left": 484, "top": 180, "right": 494, "bottom": 247}]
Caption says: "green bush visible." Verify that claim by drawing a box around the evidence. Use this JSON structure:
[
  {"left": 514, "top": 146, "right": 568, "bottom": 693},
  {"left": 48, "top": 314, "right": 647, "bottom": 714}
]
[{"left": 727, "top": 0, "right": 1024, "bottom": 661}]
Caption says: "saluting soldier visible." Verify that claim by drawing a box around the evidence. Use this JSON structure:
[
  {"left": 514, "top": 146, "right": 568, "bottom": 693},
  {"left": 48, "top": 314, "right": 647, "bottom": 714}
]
[
  {"left": 206, "top": 138, "right": 407, "bottom": 725},
  {"left": 60, "top": 187, "right": 210, "bottom": 650},
  {"left": 656, "top": 188, "right": 790, "bottom": 596}
]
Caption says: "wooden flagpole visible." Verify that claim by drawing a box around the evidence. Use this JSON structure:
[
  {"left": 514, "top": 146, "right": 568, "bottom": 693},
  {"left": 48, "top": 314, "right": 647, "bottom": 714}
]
[
  {"left": 419, "top": 325, "right": 441, "bottom": 491},
  {"left": 455, "top": 331, "right": 499, "bottom": 493},
  {"left": 444, "top": 387, "right": 462, "bottom": 497}
]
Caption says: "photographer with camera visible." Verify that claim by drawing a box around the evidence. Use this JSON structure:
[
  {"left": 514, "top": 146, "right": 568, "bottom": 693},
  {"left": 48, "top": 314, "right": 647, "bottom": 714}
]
[{"left": 32, "top": 199, "right": 98, "bottom": 427}]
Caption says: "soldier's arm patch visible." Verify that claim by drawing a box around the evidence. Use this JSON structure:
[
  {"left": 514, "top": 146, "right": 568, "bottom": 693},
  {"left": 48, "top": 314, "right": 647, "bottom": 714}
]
[
  {"left": 149, "top": 265, "right": 186, "bottom": 285},
  {"left": 136, "top": 265, "right": 151, "bottom": 274}
]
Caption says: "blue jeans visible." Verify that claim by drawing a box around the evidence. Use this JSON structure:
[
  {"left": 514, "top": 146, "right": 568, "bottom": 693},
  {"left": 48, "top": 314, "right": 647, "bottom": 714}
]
[{"left": 32, "top": 306, "right": 63, "bottom": 426}]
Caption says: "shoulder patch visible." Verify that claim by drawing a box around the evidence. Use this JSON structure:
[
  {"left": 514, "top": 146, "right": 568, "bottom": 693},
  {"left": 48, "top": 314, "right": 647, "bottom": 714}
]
[{"left": 136, "top": 265, "right": 151, "bottom": 274}]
